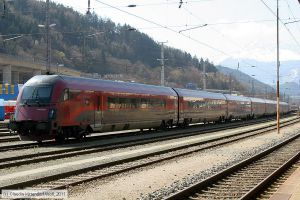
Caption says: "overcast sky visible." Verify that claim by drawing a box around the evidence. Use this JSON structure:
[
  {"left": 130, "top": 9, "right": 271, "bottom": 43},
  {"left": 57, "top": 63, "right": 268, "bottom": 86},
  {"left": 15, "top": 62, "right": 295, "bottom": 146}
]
[{"left": 51, "top": 0, "right": 300, "bottom": 68}]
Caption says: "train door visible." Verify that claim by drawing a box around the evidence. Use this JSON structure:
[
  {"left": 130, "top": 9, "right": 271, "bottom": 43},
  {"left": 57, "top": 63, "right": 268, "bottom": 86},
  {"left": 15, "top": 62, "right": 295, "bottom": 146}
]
[{"left": 94, "top": 92, "right": 102, "bottom": 130}]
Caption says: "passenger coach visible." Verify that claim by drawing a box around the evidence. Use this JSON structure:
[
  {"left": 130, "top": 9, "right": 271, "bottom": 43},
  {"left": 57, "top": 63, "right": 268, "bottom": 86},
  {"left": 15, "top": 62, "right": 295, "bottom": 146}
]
[{"left": 174, "top": 88, "right": 227, "bottom": 125}]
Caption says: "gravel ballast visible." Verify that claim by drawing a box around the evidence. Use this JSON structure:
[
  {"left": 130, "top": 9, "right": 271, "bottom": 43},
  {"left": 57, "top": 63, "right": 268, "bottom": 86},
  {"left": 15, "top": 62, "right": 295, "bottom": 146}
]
[{"left": 68, "top": 122, "right": 300, "bottom": 200}]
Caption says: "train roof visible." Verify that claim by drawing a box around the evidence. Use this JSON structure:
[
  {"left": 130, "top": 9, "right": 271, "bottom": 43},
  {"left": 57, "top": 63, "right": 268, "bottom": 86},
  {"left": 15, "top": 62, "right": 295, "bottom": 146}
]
[
  {"left": 249, "top": 97, "right": 266, "bottom": 103},
  {"left": 280, "top": 101, "right": 289, "bottom": 105},
  {"left": 173, "top": 88, "right": 226, "bottom": 100},
  {"left": 223, "top": 94, "right": 251, "bottom": 102},
  {"left": 264, "top": 99, "right": 277, "bottom": 104},
  {"left": 26, "top": 75, "right": 178, "bottom": 97}
]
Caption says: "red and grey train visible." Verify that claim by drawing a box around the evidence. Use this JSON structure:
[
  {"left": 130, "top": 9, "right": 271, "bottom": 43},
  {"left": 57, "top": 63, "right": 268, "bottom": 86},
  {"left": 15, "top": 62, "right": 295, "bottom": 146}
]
[{"left": 10, "top": 75, "right": 289, "bottom": 142}]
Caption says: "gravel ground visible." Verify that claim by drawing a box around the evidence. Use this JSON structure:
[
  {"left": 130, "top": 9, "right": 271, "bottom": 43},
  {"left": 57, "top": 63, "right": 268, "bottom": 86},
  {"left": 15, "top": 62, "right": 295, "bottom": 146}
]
[{"left": 67, "top": 122, "right": 300, "bottom": 200}]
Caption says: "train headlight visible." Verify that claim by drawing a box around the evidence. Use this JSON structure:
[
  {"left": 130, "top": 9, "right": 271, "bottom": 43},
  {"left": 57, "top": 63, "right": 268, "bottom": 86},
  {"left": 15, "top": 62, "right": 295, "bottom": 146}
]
[{"left": 48, "top": 108, "right": 56, "bottom": 120}]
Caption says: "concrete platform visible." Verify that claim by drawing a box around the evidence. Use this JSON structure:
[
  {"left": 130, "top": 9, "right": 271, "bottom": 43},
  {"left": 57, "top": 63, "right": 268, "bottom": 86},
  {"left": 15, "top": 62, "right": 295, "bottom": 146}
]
[{"left": 269, "top": 166, "right": 300, "bottom": 200}]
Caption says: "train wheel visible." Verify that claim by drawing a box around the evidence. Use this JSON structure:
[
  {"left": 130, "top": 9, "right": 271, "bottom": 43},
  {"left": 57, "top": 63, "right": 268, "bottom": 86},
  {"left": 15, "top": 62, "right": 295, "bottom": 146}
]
[
  {"left": 75, "top": 130, "right": 87, "bottom": 140},
  {"left": 160, "top": 121, "right": 167, "bottom": 130},
  {"left": 167, "top": 120, "right": 173, "bottom": 128},
  {"left": 182, "top": 119, "right": 189, "bottom": 128}
]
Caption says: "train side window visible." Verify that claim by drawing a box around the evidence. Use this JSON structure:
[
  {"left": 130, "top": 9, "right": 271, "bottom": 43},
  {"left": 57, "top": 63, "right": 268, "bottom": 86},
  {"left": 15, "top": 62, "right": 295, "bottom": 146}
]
[
  {"left": 148, "top": 99, "right": 154, "bottom": 109},
  {"left": 150, "top": 98, "right": 161, "bottom": 108},
  {"left": 108, "top": 97, "right": 118, "bottom": 109},
  {"left": 60, "top": 89, "right": 69, "bottom": 102},
  {"left": 119, "top": 98, "right": 126, "bottom": 109},
  {"left": 64, "top": 89, "right": 69, "bottom": 101},
  {"left": 84, "top": 98, "right": 90, "bottom": 106},
  {"left": 140, "top": 98, "right": 148, "bottom": 109},
  {"left": 131, "top": 98, "right": 138, "bottom": 109},
  {"left": 69, "top": 89, "right": 81, "bottom": 100},
  {"left": 161, "top": 99, "right": 166, "bottom": 108}
]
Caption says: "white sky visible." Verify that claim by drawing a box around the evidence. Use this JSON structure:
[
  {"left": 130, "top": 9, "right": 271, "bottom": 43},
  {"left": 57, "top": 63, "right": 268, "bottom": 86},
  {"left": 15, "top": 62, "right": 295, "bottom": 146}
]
[{"left": 51, "top": 0, "right": 300, "bottom": 67}]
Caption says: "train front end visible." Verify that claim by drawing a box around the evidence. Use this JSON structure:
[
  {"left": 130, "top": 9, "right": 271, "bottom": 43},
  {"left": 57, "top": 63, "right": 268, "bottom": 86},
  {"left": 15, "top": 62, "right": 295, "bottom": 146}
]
[{"left": 10, "top": 75, "right": 61, "bottom": 142}]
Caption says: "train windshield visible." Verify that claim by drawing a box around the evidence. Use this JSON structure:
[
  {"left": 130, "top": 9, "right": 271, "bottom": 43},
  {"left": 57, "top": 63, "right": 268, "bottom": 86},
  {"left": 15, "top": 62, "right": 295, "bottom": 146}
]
[{"left": 20, "top": 85, "right": 52, "bottom": 105}]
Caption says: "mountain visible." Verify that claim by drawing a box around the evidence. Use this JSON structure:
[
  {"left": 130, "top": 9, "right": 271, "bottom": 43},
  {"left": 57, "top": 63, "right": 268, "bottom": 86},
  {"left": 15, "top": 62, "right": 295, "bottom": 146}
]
[
  {"left": 278, "top": 82, "right": 300, "bottom": 96},
  {"left": 220, "top": 58, "right": 300, "bottom": 86},
  {"left": 216, "top": 65, "right": 276, "bottom": 98}
]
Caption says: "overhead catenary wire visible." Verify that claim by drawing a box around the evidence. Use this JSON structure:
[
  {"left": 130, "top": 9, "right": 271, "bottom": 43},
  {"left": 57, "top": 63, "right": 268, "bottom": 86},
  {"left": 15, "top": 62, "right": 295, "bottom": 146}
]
[
  {"left": 94, "top": 0, "right": 233, "bottom": 58},
  {"left": 283, "top": 0, "right": 300, "bottom": 32},
  {"left": 93, "top": 0, "right": 287, "bottom": 81},
  {"left": 181, "top": 6, "right": 273, "bottom": 74},
  {"left": 260, "top": 0, "right": 300, "bottom": 50},
  {"left": 181, "top": 2, "right": 299, "bottom": 79}
]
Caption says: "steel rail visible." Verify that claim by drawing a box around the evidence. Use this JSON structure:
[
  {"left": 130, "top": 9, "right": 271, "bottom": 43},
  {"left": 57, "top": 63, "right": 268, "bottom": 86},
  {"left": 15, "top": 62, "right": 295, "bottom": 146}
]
[{"left": 164, "top": 125, "right": 300, "bottom": 200}]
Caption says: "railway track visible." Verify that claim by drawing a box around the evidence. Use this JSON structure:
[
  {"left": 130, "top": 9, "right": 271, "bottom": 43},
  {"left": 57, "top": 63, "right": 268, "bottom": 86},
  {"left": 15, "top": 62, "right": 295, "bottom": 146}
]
[
  {"left": 0, "top": 117, "right": 270, "bottom": 144},
  {"left": 0, "top": 116, "right": 298, "bottom": 170},
  {"left": 0, "top": 116, "right": 298, "bottom": 192},
  {"left": 256, "top": 160, "right": 300, "bottom": 199},
  {"left": 165, "top": 128, "right": 300, "bottom": 199},
  {"left": 0, "top": 115, "right": 293, "bottom": 152}
]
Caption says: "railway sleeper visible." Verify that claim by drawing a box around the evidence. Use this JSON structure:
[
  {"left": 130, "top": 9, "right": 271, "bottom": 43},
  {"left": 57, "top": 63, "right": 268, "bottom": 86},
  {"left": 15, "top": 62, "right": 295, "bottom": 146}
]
[
  {"left": 231, "top": 173, "right": 269, "bottom": 177},
  {"left": 211, "top": 185, "right": 254, "bottom": 189}
]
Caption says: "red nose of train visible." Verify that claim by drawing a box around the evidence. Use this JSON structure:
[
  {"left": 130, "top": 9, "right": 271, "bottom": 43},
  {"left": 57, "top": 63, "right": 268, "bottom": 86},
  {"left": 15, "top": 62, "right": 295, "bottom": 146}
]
[{"left": 15, "top": 106, "right": 51, "bottom": 121}]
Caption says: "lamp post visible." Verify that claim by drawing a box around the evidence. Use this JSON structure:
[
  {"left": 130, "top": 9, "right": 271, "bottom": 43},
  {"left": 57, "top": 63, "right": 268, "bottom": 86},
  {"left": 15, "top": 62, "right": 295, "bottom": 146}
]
[
  {"left": 38, "top": 23, "right": 56, "bottom": 74},
  {"left": 157, "top": 41, "right": 168, "bottom": 86},
  {"left": 82, "top": 32, "right": 103, "bottom": 73},
  {"left": 251, "top": 75, "right": 255, "bottom": 97},
  {"left": 203, "top": 62, "right": 206, "bottom": 90},
  {"left": 276, "top": 0, "right": 280, "bottom": 134}
]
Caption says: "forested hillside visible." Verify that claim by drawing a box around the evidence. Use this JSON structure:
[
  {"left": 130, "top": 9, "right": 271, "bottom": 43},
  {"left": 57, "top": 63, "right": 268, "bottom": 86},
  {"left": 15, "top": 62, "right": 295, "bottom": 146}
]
[{"left": 0, "top": 0, "right": 246, "bottom": 90}]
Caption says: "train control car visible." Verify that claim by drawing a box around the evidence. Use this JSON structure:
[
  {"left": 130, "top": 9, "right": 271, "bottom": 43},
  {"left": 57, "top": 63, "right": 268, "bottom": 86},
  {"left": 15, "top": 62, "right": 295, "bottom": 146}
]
[
  {"left": 224, "top": 94, "right": 252, "bottom": 120},
  {"left": 11, "top": 75, "right": 178, "bottom": 142},
  {"left": 174, "top": 88, "right": 227, "bottom": 125}
]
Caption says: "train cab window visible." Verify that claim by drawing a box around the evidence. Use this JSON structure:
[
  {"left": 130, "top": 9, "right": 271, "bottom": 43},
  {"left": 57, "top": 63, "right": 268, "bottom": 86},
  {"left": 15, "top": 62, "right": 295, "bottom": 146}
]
[{"left": 21, "top": 85, "right": 53, "bottom": 104}]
